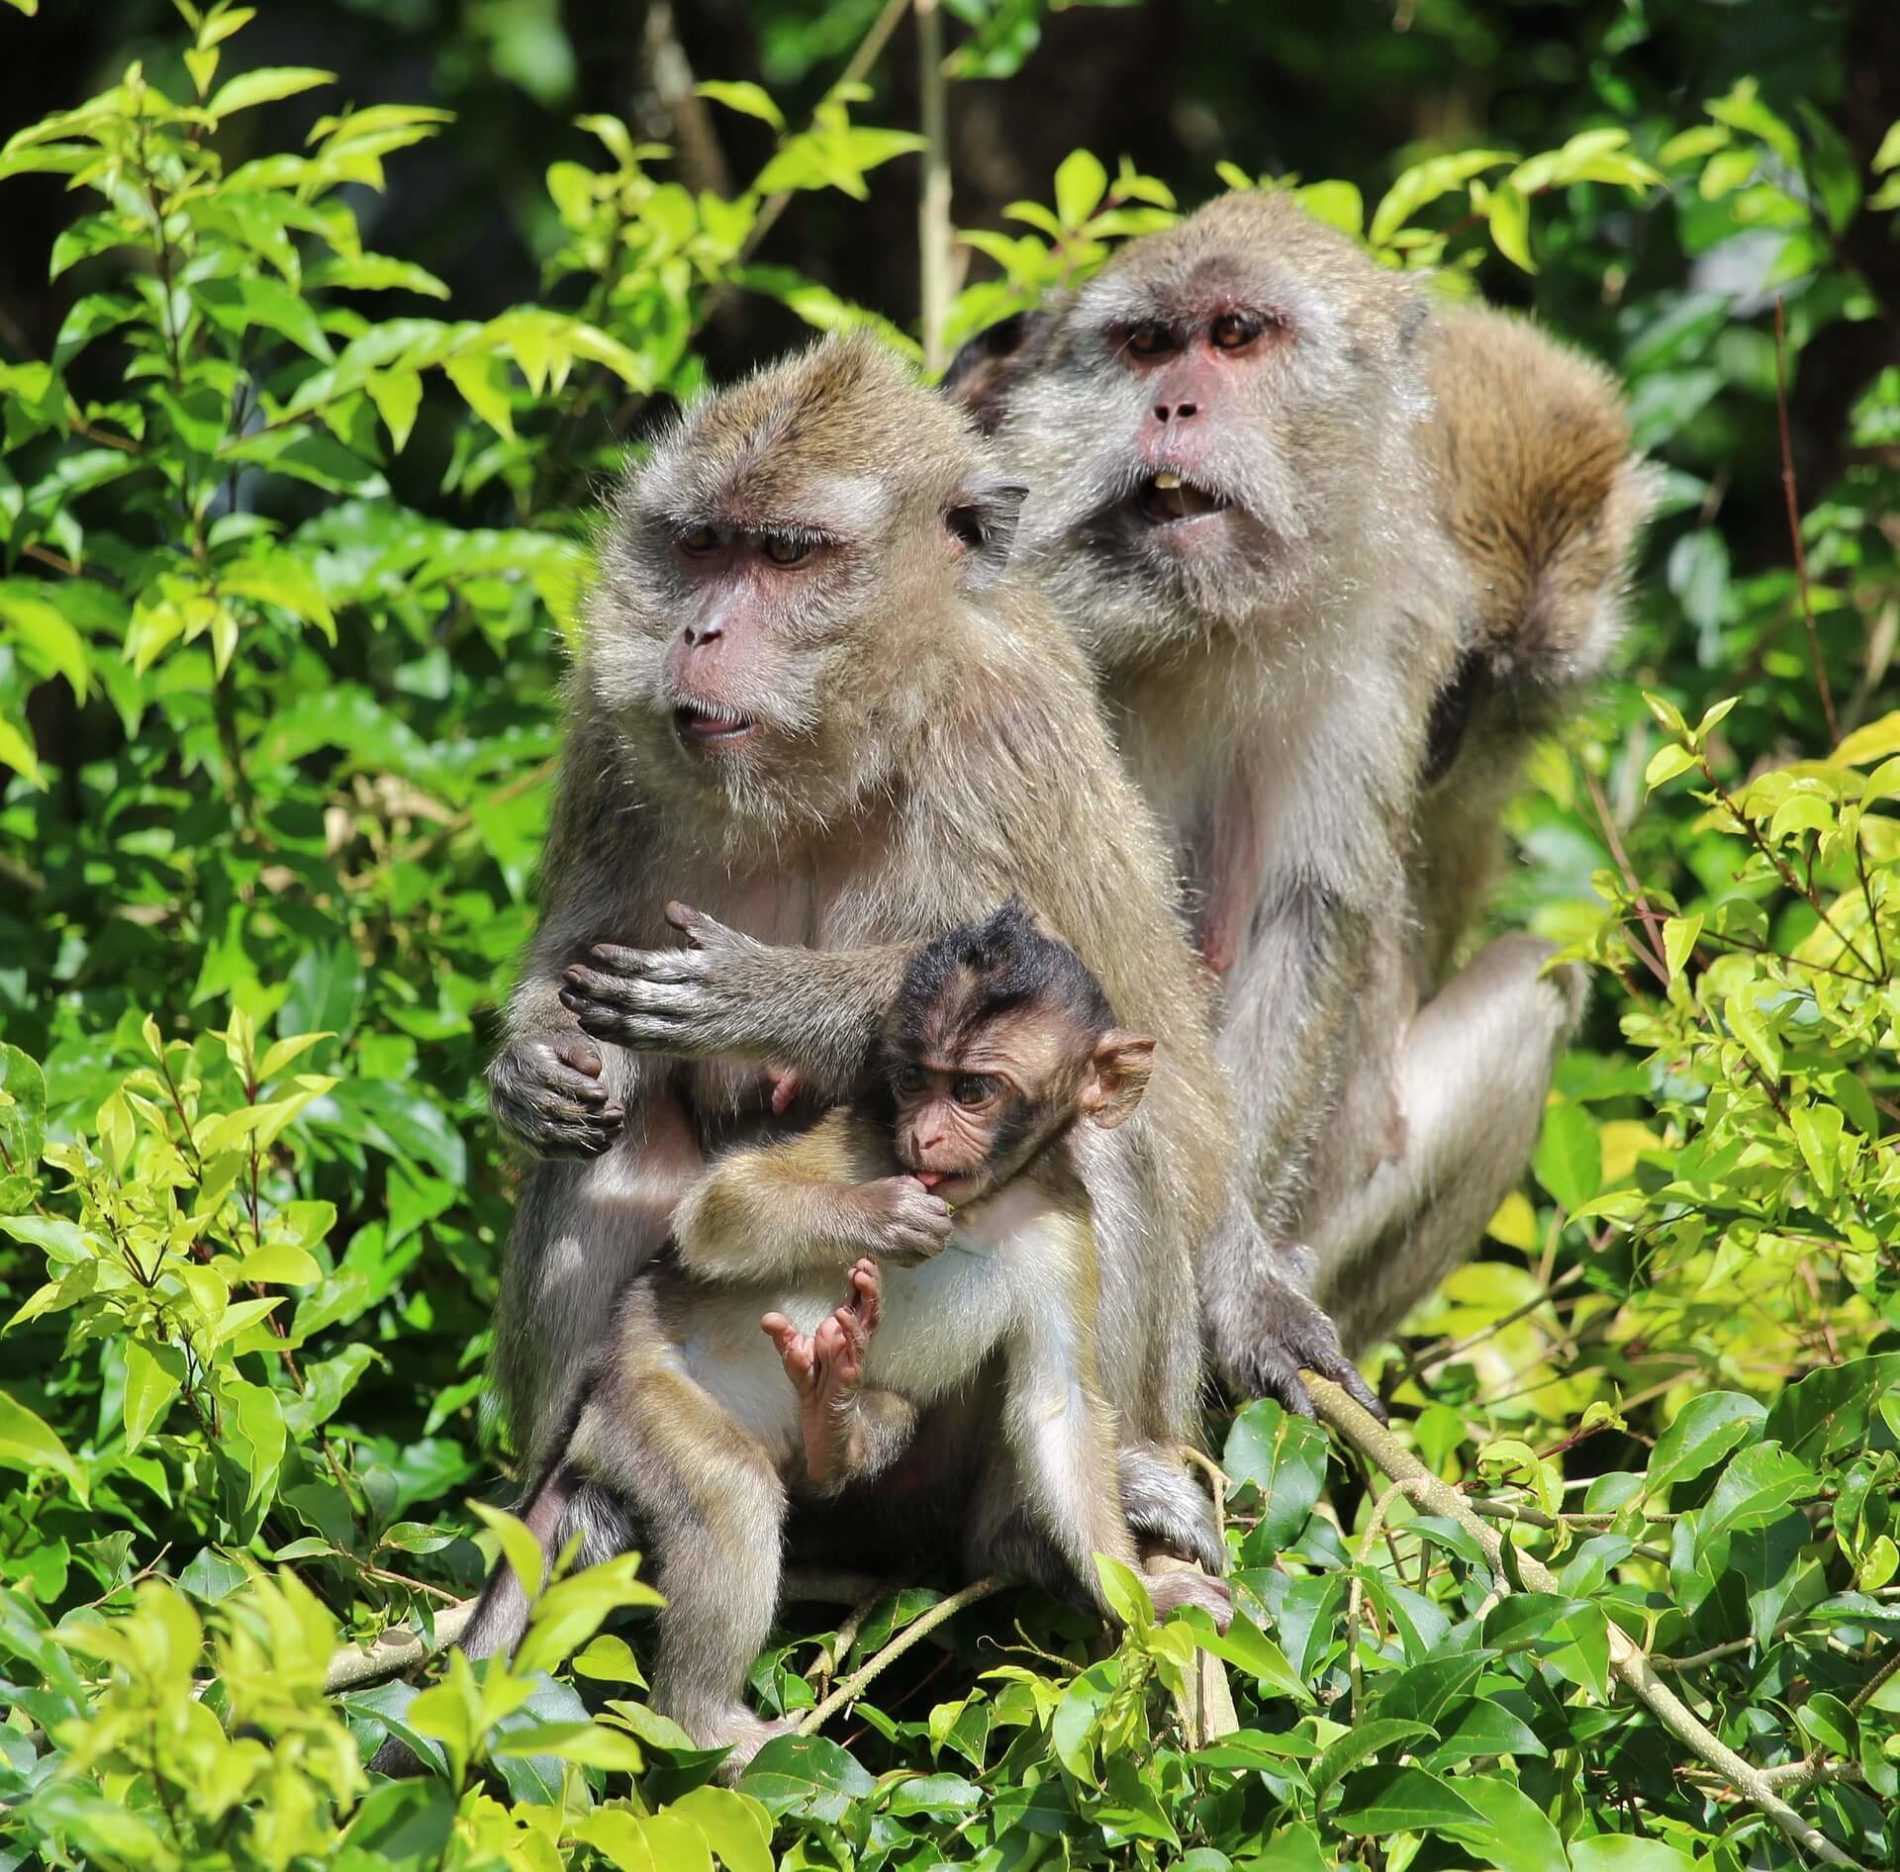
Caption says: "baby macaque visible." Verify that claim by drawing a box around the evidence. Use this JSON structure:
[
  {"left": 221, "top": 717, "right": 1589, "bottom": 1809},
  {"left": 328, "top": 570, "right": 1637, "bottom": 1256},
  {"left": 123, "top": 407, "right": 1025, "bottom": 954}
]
[{"left": 458, "top": 899, "right": 1230, "bottom": 1766}]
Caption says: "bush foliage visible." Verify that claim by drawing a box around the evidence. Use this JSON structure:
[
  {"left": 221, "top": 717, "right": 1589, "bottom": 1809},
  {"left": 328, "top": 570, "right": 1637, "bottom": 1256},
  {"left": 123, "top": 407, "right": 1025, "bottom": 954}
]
[{"left": 0, "top": 1, "right": 1896, "bottom": 1867}]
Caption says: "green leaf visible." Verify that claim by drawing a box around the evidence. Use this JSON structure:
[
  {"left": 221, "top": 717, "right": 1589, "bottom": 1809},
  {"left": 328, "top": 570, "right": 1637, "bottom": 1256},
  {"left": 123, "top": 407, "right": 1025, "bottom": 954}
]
[
  {"left": 468, "top": 1500, "right": 544, "bottom": 1605},
  {"left": 0, "top": 1388, "right": 87, "bottom": 1502},
  {"left": 1486, "top": 182, "right": 1534, "bottom": 271},
  {"left": 1054, "top": 148, "right": 1109, "bottom": 228},
  {"left": 1661, "top": 913, "right": 1701, "bottom": 979},
  {"left": 121, "top": 1343, "right": 184, "bottom": 1455},
  {"left": 0, "top": 715, "right": 46, "bottom": 789},
  {"left": 1646, "top": 1392, "right": 1766, "bottom": 1496},
  {"left": 1310, "top": 1719, "right": 1433, "bottom": 1804},
  {"left": 0, "top": 585, "right": 89, "bottom": 699},
  {"left": 1644, "top": 743, "right": 1698, "bottom": 790},
  {"left": 1334, "top": 1763, "right": 1482, "bottom": 1833},
  {"left": 1765, "top": 1355, "right": 1900, "bottom": 1460},
  {"left": 1223, "top": 1399, "right": 1330, "bottom": 1546},
  {"left": 205, "top": 65, "right": 335, "bottom": 119},
  {"left": 667, "top": 1785, "right": 776, "bottom": 1872},
  {"left": 1095, "top": 1551, "right": 1154, "bottom": 1627},
  {"left": 1443, "top": 1771, "right": 1570, "bottom": 1872},
  {"left": 696, "top": 81, "right": 784, "bottom": 132},
  {"left": 1832, "top": 709, "right": 1900, "bottom": 766},
  {"left": 1532, "top": 1099, "right": 1600, "bottom": 1210},
  {"left": 1696, "top": 1441, "right": 1818, "bottom": 1558},
  {"left": 1568, "top": 1839, "right": 1701, "bottom": 1872}
]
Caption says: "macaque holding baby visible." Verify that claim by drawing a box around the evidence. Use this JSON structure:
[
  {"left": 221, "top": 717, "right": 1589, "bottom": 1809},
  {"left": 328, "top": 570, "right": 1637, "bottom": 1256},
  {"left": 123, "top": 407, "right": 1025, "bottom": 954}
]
[{"left": 456, "top": 898, "right": 1230, "bottom": 1765}]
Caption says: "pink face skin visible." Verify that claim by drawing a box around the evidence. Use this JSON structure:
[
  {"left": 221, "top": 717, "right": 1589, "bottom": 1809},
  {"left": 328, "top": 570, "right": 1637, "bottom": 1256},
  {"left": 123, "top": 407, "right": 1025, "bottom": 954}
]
[
  {"left": 888, "top": 1061, "right": 1022, "bottom": 1205},
  {"left": 662, "top": 527, "right": 831, "bottom": 754},
  {"left": 1114, "top": 303, "right": 1288, "bottom": 546}
]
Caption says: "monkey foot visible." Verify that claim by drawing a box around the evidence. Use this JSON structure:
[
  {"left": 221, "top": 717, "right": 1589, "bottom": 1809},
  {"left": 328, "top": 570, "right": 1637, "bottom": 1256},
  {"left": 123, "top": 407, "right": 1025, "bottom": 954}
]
[{"left": 704, "top": 1709, "right": 796, "bottom": 1784}]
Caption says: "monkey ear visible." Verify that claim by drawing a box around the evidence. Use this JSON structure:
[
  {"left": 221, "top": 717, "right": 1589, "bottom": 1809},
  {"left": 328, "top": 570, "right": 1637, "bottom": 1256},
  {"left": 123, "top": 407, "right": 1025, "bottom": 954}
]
[
  {"left": 945, "top": 480, "right": 1029, "bottom": 590},
  {"left": 941, "top": 307, "right": 1054, "bottom": 434},
  {"left": 1080, "top": 1031, "right": 1155, "bottom": 1130}
]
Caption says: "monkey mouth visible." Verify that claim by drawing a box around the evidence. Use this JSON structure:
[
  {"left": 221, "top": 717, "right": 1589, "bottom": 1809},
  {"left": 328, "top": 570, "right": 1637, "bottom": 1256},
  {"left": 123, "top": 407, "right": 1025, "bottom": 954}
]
[
  {"left": 673, "top": 702, "right": 759, "bottom": 748},
  {"left": 1134, "top": 470, "right": 1231, "bottom": 526}
]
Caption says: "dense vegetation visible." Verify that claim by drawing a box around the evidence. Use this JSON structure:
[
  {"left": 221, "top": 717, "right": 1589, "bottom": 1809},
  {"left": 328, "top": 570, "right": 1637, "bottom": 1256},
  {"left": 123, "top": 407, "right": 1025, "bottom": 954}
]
[{"left": 0, "top": 1, "right": 1895, "bottom": 1866}]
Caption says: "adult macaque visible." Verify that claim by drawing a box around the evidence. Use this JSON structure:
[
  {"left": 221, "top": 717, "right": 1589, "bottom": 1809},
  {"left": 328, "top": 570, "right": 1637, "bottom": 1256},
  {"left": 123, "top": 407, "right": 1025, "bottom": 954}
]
[
  {"left": 458, "top": 901, "right": 1230, "bottom": 1764},
  {"left": 944, "top": 191, "right": 1647, "bottom": 1354},
  {"left": 480, "top": 335, "right": 1353, "bottom": 1715}
]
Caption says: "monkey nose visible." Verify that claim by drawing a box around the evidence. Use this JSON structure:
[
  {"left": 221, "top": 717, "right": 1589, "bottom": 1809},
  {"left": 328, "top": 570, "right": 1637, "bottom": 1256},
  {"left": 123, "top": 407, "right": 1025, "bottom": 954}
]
[{"left": 1152, "top": 401, "right": 1199, "bottom": 423}]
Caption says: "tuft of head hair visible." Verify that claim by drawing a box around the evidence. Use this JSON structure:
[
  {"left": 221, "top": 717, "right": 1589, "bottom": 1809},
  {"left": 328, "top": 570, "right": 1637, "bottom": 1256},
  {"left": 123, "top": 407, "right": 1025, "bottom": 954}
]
[
  {"left": 636, "top": 331, "right": 990, "bottom": 536},
  {"left": 888, "top": 896, "right": 1118, "bottom": 1070}
]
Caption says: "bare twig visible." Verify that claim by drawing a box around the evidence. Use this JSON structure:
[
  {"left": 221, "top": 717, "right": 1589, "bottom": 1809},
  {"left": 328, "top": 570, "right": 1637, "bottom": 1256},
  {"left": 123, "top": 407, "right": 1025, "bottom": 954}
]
[
  {"left": 1772, "top": 297, "right": 1839, "bottom": 747},
  {"left": 797, "top": 1576, "right": 1001, "bottom": 1737},
  {"left": 914, "top": 0, "right": 952, "bottom": 373},
  {"left": 1304, "top": 1376, "right": 1865, "bottom": 1871},
  {"left": 1585, "top": 769, "right": 1670, "bottom": 987}
]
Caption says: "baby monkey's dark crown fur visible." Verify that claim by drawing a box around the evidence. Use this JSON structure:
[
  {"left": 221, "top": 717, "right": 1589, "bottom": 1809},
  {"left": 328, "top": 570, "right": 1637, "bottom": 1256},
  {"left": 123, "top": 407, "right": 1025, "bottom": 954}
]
[{"left": 887, "top": 896, "right": 1120, "bottom": 1070}]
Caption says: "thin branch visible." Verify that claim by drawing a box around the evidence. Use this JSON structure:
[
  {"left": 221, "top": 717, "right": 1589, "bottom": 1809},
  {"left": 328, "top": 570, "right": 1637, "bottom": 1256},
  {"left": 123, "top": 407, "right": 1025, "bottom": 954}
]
[
  {"left": 797, "top": 1576, "right": 1001, "bottom": 1737},
  {"left": 1585, "top": 769, "right": 1670, "bottom": 987},
  {"left": 1772, "top": 297, "right": 1839, "bottom": 747},
  {"left": 914, "top": 0, "right": 952, "bottom": 373},
  {"left": 1303, "top": 1377, "right": 1865, "bottom": 1871}
]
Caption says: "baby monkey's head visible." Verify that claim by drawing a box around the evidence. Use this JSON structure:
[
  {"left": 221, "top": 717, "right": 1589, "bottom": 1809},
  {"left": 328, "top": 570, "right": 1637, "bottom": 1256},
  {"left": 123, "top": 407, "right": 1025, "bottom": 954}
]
[{"left": 881, "top": 898, "right": 1155, "bottom": 1206}]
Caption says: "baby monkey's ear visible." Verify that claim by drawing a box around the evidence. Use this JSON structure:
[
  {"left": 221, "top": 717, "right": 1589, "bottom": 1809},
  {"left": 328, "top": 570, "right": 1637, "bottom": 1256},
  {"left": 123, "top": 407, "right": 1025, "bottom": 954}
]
[{"left": 1080, "top": 1032, "right": 1156, "bottom": 1129}]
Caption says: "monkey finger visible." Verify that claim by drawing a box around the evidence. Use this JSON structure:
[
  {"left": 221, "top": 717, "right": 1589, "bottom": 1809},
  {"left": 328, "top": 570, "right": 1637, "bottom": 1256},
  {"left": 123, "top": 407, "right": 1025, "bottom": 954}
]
[
  {"left": 664, "top": 900, "right": 724, "bottom": 943},
  {"left": 1311, "top": 1358, "right": 1388, "bottom": 1424},
  {"left": 552, "top": 1036, "right": 605, "bottom": 1079}
]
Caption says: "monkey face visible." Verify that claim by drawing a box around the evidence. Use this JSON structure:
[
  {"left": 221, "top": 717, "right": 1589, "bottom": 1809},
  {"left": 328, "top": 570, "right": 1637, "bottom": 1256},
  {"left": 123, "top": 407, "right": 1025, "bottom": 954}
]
[
  {"left": 584, "top": 336, "right": 1027, "bottom": 835},
  {"left": 980, "top": 192, "right": 1432, "bottom": 663}
]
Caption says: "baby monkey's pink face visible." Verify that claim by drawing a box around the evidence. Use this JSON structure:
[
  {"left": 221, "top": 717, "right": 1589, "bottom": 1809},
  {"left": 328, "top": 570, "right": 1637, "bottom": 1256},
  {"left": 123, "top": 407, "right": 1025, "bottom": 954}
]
[{"left": 888, "top": 1004, "right": 1153, "bottom": 1208}]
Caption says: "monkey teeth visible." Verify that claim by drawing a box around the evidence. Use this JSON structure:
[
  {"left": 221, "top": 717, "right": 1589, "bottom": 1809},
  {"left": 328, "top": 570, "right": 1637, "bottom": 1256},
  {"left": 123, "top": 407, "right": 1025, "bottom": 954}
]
[
  {"left": 1137, "top": 472, "right": 1229, "bottom": 525},
  {"left": 674, "top": 703, "right": 758, "bottom": 747}
]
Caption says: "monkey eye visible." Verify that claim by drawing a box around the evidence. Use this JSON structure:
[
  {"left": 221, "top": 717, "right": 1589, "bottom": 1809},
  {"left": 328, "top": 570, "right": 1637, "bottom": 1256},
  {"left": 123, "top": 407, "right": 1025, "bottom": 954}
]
[
  {"left": 1124, "top": 321, "right": 1176, "bottom": 359},
  {"left": 953, "top": 1074, "right": 997, "bottom": 1108},
  {"left": 678, "top": 524, "right": 720, "bottom": 556},
  {"left": 761, "top": 534, "right": 814, "bottom": 568},
  {"left": 894, "top": 1065, "right": 929, "bottom": 1098},
  {"left": 1210, "top": 312, "right": 1266, "bottom": 351}
]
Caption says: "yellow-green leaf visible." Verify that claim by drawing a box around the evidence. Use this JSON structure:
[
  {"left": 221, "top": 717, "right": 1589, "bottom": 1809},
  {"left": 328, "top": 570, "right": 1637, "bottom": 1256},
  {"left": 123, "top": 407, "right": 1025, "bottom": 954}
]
[
  {"left": 0, "top": 716, "right": 46, "bottom": 789},
  {"left": 1661, "top": 913, "right": 1702, "bottom": 979},
  {"left": 0, "top": 588, "right": 89, "bottom": 699},
  {"left": 0, "top": 1387, "right": 87, "bottom": 1501},
  {"left": 469, "top": 1500, "right": 545, "bottom": 1606},
  {"left": 695, "top": 81, "right": 783, "bottom": 133},
  {"left": 122, "top": 1341, "right": 184, "bottom": 1453},
  {"left": 1833, "top": 710, "right": 1900, "bottom": 767}
]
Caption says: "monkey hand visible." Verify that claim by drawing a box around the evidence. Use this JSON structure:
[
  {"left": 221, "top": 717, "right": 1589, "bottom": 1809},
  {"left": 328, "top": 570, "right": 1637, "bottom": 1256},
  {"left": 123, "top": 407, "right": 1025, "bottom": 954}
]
[
  {"left": 488, "top": 1034, "right": 624, "bottom": 1156},
  {"left": 854, "top": 1176, "right": 954, "bottom": 1266},
  {"left": 1219, "top": 1275, "right": 1387, "bottom": 1424},
  {"left": 560, "top": 904, "right": 781, "bottom": 1060}
]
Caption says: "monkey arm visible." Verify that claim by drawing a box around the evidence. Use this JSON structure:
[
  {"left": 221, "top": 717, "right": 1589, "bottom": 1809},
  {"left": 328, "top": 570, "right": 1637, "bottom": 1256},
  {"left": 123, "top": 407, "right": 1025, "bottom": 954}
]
[
  {"left": 562, "top": 905, "right": 916, "bottom": 1102},
  {"left": 672, "top": 1108, "right": 950, "bottom": 1282},
  {"left": 1198, "top": 873, "right": 1388, "bottom": 1419},
  {"left": 490, "top": 710, "right": 669, "bottom": 1155}
]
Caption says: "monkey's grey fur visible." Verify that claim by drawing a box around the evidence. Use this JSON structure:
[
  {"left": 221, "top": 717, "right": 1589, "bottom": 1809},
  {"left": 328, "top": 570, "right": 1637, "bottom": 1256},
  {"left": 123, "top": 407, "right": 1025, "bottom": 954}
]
[{"left": 949, "top": 190, "right": 1649, "bottom": 1356}]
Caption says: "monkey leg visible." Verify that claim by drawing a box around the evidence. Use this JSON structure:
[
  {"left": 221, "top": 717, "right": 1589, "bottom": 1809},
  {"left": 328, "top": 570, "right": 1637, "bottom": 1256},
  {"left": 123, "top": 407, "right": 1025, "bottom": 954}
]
[
  {"left": 762, "top": 1259, "right": 918, "bottom": 1492},
  {"left": 571, "top": 1359, "right": 795, "bottom": 1778},
  {"left": 1308, "top": 933, "right": 1586, "bottom": 1353}
]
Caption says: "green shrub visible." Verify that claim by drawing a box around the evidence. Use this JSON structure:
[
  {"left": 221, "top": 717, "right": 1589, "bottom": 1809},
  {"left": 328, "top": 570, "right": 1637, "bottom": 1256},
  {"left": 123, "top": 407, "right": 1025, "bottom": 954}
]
[{"left": 0, "top": 3, "right": 1895, "bottom": 1867}]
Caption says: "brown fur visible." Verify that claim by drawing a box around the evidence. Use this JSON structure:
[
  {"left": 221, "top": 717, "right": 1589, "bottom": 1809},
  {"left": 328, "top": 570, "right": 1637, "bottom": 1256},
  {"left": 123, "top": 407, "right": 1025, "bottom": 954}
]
[{"left": 479, "top": 335, "right": 1247, "bottom": 1768}]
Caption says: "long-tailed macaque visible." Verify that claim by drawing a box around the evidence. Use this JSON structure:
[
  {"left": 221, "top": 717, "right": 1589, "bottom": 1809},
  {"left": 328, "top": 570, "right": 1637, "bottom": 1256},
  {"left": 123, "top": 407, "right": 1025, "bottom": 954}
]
[
  {"left": 942, "top": 191, "right": 1648, "bottom": 1356},
  {"left": 458, "top": 900, "right": 1231, "bottom": 1765},
  {"left": 479, "top": 335, "right": 1360, "bottom": 1710}
]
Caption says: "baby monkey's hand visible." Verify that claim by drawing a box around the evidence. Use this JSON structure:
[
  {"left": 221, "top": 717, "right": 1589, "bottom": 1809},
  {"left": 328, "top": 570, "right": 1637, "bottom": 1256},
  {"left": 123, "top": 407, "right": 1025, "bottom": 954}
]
[
  {"left": 852, "top": 1175, "right": 953, "bottom": 1266},
  {"left": 762, "top": 1259, "right": 882, "bottom": 1489}
]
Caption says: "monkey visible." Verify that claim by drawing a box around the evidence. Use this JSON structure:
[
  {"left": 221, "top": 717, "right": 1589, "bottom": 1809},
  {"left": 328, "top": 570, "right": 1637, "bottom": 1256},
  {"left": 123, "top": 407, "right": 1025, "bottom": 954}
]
[
  {"left": 939, "top": 188, "right": 1649, "bottom": 1358},
  {"left": 451, "top": 901, "right": 1233, "bottom": 1768},
  {"left": 475, "top": 333, "right": 1363, "bottom": 1747}
]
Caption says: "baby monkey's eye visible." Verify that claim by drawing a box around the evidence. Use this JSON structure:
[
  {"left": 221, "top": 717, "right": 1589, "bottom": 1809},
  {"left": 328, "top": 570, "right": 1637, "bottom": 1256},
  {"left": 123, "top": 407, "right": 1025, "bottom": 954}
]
[
  {"left": 894, "top": 1065, "right": 929, "bottom": 1098},
  {"left": 1210, "top": 312, "right": 1265, "bottom": 351},
  {"left": 1125, "top": 321, "right": 1176, "bottom": 358},
  {"left": 678, "top": 524, "right": 720, "bottom": 556},
  {"left": 953, "top": 1074, "right": 997, "bottom": 1107},
  {"left": 761, "top": 534, "right": 813, "bottom": 567}
]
